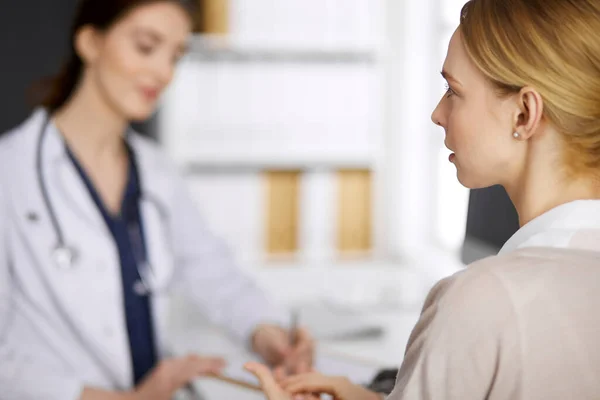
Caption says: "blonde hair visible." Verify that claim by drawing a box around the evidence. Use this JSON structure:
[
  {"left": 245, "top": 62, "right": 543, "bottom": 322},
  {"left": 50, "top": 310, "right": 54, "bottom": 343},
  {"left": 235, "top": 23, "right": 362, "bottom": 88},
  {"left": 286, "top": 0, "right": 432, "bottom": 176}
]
[{"left": 459, "top": 0, "right": 600, "bottom": 177}]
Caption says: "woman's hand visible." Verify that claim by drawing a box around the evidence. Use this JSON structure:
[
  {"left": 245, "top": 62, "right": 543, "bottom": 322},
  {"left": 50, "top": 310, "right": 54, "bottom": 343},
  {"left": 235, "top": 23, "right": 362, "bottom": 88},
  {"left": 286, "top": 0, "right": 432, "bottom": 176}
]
[
  {"left": 282, "top": 372, "right": 382, "bottom": 400},
  {"left": 246, "top": 362, "right": 381, "bottom": 400},
  {"left": 245, "top": 362, "right": 321, "bottom": 400},
  {"left": 245, "top": 362, "right": 292, "bottom": 400}
]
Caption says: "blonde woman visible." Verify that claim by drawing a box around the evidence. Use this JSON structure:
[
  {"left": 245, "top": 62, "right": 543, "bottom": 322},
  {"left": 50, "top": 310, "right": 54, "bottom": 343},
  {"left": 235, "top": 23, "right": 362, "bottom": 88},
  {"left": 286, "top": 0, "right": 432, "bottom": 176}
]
[{"left": 246, "top": 0, "right": 600, "bottom": 398}]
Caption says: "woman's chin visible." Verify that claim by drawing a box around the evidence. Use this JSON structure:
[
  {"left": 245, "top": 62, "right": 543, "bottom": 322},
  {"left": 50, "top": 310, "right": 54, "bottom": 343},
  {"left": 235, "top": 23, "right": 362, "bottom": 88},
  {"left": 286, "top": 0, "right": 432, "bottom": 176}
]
[{"left": 456, "top": 169, "right": 495, "bottom": 190}]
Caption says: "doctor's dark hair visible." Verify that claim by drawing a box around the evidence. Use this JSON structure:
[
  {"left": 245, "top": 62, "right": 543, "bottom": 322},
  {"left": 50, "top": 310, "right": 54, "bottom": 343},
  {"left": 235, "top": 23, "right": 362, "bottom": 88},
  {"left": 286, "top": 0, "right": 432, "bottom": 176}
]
[
  {"left": 459, "top": 0, "right": 600, "bottom": 178},
  {"left": 35, "top": 0, "right": 196, "bottom": 113}
]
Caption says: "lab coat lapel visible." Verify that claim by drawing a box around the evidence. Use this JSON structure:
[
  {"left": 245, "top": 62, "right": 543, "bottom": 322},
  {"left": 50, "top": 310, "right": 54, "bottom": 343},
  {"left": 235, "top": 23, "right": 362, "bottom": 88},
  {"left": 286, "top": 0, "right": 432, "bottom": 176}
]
[
  {"left": 44, "top": 124, "right": 107, "bottom": 234},
  {"left": 11, "top": 111, "right": 133, "bottom": 389},
  {"left": 139, "top": 196, "right": 175, "bottom": 358},
  {"left": 130, "top": 136, "right": 175, "bottom": 287},
  {"left": 130, "top": 136, "right": 176, "bottom": 357}
]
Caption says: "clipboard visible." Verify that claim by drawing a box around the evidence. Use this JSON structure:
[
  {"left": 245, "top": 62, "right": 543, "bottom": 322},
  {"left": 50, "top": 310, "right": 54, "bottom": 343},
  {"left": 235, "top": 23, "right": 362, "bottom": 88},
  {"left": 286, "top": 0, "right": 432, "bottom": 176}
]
[{"left": 209, "top": 372, "right": 263, "bottom": 391}]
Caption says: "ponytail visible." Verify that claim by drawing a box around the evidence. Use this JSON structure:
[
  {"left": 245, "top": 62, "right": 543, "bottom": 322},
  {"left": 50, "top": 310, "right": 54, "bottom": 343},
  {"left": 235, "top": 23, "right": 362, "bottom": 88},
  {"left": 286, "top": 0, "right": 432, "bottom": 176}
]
[{"left": 35, "top": 55, "right": 83, "bottom": 113}]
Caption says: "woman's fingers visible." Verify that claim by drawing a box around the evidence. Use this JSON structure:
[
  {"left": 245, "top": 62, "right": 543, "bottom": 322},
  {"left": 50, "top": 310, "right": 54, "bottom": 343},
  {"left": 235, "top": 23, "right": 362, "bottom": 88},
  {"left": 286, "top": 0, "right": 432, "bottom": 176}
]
[
  {"left": 282, "top": 373, "right": 341, "bottom": 395},
  {"left": 245, "top": 362, "right": 290, "bottom": 400}
]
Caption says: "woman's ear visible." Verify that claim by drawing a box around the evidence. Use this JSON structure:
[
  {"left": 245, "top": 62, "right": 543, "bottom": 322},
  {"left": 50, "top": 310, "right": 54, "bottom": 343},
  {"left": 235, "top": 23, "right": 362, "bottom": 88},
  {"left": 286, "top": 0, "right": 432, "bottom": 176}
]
[
  {"left": 74, "top": 25, "right": 102, "bottom": 64},
  {"left": 513, "top": 86, "right": 544, "bottom": 140}
]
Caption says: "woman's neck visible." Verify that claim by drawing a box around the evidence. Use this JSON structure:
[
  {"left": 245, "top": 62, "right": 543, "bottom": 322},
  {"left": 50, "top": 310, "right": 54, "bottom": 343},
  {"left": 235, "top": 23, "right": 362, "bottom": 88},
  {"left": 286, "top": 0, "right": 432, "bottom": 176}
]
[
  {"left": 52, "top": 80, "right": 128, "bottom": 163},
  {"left": 505, "top": 161, "right": 600, "bottom": 227},
  {"left": 503, "top": 126, "right": 600, "bottom": 226}
]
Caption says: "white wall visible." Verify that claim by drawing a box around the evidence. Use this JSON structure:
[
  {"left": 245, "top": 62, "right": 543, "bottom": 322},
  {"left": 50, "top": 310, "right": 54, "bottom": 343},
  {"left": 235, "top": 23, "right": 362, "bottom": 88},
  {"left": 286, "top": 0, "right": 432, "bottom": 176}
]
[
  {"left": 434, "top": 0, "right": 470, "bottom": 252},
  {"left": 383, "top": 0, "right": 470, "bottom": 262},
  {"left": 383, "top": 0, "right": 440, "bottom": 255}
]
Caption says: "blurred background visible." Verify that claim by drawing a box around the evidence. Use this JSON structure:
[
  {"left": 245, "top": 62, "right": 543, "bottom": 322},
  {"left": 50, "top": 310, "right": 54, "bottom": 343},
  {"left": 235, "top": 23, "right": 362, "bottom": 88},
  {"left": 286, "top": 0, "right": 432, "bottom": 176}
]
[{"left": 0, "top": 0, "right": 519, "bottom": 355}]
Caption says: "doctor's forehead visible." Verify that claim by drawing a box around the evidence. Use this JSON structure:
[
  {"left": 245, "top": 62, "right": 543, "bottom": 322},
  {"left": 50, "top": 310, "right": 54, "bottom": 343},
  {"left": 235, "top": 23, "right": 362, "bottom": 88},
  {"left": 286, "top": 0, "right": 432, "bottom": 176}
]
[{"left": 113, "top": 2, "right": 191, "bottom": 42}]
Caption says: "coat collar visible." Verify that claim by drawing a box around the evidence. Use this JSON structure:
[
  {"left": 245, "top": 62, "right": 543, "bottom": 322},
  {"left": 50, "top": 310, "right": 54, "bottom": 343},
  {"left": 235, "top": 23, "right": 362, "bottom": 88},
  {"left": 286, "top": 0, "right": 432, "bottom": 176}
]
[
  {"left": 30, "top": 108, "right": 171, "bottom": 232},
  {"left": 499, "top": 200, "right": 600, "bottom": 255}
]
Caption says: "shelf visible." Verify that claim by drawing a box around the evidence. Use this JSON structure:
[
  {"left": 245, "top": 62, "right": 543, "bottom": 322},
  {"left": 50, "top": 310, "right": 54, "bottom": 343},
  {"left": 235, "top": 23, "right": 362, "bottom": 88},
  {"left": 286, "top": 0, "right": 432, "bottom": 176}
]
[
  {"left": 186, "top": 35, "right": 380, "bottom": 64},
  {"left": 178, "top": 155, "right": 376, "bottom": 174}
]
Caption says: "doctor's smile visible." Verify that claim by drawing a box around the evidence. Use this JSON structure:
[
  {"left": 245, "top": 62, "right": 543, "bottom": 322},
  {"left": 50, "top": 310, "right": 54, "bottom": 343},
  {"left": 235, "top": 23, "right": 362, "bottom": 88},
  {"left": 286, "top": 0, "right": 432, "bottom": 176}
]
[{"left": 139, "top": 86, "right": 160, "bottom": 102}]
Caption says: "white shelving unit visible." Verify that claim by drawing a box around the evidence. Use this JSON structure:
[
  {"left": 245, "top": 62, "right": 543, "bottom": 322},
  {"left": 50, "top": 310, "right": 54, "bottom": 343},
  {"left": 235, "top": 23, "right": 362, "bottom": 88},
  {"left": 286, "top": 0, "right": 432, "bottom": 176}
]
[
  {"left": 160, "top": 37, "right": 384, "bottom": 172},
  {"left": 158, "top": 0, "right": 387, "bottom": 264}
]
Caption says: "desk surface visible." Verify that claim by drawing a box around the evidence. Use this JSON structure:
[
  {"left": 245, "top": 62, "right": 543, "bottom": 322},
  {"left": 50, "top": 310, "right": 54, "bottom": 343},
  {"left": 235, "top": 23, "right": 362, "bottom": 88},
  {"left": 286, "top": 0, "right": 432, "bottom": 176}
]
[
  {"left": 168, "top": 253, "right": 463, "bottom": 399},
  {"left": 168, "top": 300, "right": 421, "bottom": 399}
]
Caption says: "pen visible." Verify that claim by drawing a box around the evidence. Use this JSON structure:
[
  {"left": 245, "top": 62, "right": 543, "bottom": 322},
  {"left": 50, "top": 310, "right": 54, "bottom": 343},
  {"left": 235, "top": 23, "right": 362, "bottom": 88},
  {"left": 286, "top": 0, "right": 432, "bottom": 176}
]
[
  {"left": 285, "top": 311, "right": 300, "bottom": 375},
  {"left": 289, "top": 310, "right": 299, "bottom": 346}
]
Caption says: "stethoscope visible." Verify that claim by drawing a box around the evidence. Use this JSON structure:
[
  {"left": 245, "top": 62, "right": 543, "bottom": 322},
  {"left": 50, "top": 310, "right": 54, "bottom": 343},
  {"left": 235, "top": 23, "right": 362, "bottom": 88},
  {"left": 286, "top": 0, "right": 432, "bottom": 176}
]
[{"left": 35, "top": 116, "right": 170, "bottom": 296}]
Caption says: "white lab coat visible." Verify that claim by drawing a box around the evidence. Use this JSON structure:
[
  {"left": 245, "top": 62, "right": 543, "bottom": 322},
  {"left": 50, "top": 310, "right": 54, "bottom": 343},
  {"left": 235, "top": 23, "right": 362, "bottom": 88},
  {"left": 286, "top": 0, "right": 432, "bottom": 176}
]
[{"left": 0, "top": 109, "right": 289, "bottom": 400}]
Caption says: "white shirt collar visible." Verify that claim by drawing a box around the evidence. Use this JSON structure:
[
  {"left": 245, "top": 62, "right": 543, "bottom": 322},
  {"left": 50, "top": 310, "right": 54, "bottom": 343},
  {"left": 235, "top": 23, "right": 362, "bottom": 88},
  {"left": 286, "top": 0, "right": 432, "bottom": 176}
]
[{"left": 499, "top": 200, "right": 600, "bottom": 255}]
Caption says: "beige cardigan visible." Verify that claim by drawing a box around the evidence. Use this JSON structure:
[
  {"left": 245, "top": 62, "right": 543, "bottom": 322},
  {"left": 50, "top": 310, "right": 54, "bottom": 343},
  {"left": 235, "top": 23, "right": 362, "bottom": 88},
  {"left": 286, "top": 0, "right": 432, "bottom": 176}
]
[{"left": 388, "top": 200, "right": 600, "bottom": 400}]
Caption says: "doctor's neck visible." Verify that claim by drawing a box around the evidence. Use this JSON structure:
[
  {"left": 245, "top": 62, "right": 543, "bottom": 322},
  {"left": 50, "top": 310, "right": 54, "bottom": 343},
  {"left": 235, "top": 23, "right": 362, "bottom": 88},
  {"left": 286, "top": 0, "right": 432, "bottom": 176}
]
[{"left": 52, "top": 79, "right": 129, "bottom": 162}]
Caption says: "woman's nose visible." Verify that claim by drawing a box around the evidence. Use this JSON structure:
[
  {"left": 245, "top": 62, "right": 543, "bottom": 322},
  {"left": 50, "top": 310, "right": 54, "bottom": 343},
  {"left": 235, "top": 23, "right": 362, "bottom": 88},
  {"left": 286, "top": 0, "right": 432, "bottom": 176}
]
[{"left": 431, "top": 100, "right": 444, "bottom": 127}]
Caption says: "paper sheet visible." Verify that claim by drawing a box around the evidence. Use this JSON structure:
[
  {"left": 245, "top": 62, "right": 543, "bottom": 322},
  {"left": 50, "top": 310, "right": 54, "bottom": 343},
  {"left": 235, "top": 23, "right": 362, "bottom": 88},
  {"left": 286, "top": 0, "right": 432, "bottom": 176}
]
[{"left": 298, "top": 302, "right": 385, "bottom": 341}]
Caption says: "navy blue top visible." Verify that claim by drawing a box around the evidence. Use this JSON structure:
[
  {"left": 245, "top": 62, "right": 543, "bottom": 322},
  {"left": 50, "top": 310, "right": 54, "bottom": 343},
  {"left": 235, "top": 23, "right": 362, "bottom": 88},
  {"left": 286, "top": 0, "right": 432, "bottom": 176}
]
[{"left": 66, "top": 144, "right": 157, "bottom": 385}]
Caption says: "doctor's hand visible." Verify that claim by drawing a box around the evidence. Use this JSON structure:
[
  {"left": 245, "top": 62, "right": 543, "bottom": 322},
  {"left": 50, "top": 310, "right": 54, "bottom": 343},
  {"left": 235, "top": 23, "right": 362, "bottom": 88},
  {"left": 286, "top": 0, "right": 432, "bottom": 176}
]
[
  {"left": 132, "top": 355, "right": 225, "bottom": 400},
  {"left": 251, "top": 324, "right": 314, "bottom": 374}
]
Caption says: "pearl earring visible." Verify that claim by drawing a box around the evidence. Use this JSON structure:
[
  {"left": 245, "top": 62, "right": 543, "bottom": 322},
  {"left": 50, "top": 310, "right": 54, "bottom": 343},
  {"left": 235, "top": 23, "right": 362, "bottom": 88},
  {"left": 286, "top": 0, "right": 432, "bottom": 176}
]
[{"left": 513, "top": 132, "right": 520, "bottom": 139}]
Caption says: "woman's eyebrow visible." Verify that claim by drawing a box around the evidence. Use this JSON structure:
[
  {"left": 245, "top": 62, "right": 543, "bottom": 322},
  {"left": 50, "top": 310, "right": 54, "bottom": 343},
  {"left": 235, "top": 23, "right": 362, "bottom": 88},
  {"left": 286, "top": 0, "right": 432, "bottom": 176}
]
[{"left": 441, "top": 69, "right": 462, "bottom": 86}]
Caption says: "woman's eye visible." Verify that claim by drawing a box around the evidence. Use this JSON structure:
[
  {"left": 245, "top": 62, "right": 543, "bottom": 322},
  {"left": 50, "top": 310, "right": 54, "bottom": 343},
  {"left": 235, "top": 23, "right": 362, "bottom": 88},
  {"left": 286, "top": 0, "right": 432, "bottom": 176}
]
[{"left": 444, "top": 83, "right": 456, "bottom": 98}]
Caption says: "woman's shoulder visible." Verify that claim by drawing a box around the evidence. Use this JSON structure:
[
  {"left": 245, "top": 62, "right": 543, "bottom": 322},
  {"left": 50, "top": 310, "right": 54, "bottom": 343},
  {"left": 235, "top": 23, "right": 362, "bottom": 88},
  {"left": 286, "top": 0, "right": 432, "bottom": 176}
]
[
  {"left": 404, "top": 256, "right": 521, "bottom": 360},
  {"left": 428, "top": 246, "right": 600, "bottom": 315},
  {"left": 423, "top": 257, "right": 512, "bottom": 317},
  {"left": 464, "top": 246, "right": 600, "bottom": 286}
]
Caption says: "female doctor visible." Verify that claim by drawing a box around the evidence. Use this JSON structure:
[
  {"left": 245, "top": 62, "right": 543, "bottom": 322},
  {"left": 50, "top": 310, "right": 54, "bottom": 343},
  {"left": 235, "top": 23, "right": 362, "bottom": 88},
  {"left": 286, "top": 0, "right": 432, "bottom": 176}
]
[
  {"left": 246, "top": 0, "right": 600, "bottom": 399},
  {"left": 0, "top": 1, "right": 313, "bottom": 399}
]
